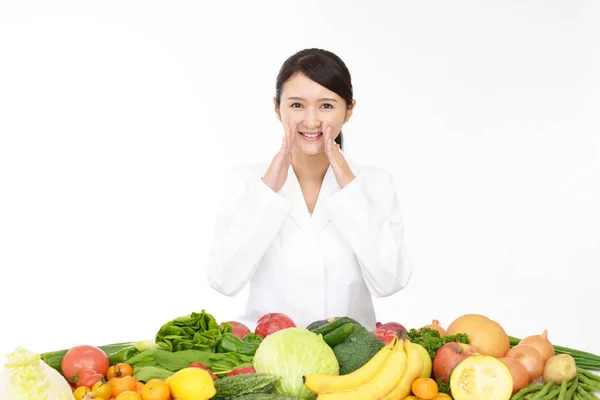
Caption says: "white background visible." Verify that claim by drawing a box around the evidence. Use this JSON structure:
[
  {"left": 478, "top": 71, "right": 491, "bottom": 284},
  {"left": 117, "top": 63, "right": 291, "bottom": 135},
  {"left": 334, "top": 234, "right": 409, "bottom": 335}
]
[{"left": 1, "top": 1, "right": 599, "bottom": 368}]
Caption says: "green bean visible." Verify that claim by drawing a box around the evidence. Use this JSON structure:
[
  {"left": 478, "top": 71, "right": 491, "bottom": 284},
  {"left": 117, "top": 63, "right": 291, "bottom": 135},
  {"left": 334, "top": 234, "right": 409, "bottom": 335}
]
[
  {"left": 565, "top": 376, "right": 579, "bottom": 400},
  {"left": 557, "top": 379, "right": 569, "bottom": 400},
  {"left": 512, "top": 385, "right": 545, "bottom": 400},
  {"left": 576, "top": 385, "right": 595, "bottom": 400},
  {"left": 578, "top": 368, "right": 600, "bottom": 383},
  {"left": 578, "top": 375, "right": 600, "bottom": 390},
  {"left": 531, "top": 382, "right": 557, "bottom": 400}
]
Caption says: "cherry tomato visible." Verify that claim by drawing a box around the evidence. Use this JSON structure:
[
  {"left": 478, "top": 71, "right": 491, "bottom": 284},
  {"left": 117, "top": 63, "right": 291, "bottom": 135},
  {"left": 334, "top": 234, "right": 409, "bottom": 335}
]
[
  {"left": 61, "top": 345, "right": 109, "bottom": 381},
  {"left": 73, "top": 386, "right": 90, "bottom": 400},
  {"left": 114, "top": 363, "right": 133, "bottom": 378},
  {"left": 92, "top": 380, "right": 113, "bottom": 400},
  {"left": 75, "top": 368, "right": 105, "bottom": 388}
]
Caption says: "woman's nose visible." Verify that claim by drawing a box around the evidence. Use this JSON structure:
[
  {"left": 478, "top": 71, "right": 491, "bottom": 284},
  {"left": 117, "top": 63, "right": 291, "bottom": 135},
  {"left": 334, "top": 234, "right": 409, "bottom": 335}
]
[{"left": 303, "top": 107, "right": 320, "bottom": 130}]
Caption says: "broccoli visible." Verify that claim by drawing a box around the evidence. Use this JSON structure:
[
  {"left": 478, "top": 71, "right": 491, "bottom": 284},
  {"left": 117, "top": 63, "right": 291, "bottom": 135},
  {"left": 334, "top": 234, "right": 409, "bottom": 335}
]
[
  {"left": 332, "top": 323, "right": 385, "bottom": 375},
  {"left": 406, "top": 327, "right": 470, "bottom": 359}
]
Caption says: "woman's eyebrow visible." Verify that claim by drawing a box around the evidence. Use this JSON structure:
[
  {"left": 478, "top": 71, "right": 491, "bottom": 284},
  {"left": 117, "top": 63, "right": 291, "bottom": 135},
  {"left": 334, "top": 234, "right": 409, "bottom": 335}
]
[{"left": 286, "top": 96, "right": 338, "bottom": 102}]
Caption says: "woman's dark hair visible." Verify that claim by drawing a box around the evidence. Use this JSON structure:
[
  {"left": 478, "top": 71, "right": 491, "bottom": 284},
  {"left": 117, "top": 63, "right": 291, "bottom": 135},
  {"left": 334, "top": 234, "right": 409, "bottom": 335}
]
[{"left": 275, "top": 48, "right": 354, "bottom": 149}]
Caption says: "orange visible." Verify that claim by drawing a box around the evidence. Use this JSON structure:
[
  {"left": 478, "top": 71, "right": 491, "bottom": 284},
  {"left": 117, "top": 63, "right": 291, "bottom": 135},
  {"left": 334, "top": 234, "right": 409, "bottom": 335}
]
[
  {"left": 111, "top": 376, "right": 138, "bottom": 398},
  {"left": 433, "top": 394, "right": 452, "bottom": 399},
  {"left": 116, "top": 391, "right": 142, "bottom": 400},
  {"left": 136, "top": 381, "right": 145, "bottom": 394},
  {"left": 141, "top": 379, "right": 171, "bottom": 400},
  {"left": 403, "top": 397, "right": 418, "bottom": 400},
  {"left": 411, "top": 377, "right": 439, "bottom": 399}
]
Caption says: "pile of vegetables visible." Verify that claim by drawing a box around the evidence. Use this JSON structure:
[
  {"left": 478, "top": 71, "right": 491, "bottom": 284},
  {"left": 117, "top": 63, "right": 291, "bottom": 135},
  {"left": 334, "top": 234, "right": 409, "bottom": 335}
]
[{"left": 2, "top": 308, "right": 600, "bottom": 400}]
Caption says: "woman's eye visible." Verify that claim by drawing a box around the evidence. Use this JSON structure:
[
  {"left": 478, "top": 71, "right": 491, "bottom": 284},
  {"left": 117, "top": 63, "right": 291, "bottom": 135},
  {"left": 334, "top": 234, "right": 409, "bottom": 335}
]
[
  {"left": 322, "top": 103, "right": 333, "bottom": 109},
  {"left": 290, "top": 103, "right": 302, "bottom": 108}
]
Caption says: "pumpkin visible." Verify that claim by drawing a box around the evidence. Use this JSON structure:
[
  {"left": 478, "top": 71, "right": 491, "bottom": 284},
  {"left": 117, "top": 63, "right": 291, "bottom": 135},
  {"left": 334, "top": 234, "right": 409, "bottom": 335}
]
[
  {"left": 446, "top": 314, "right": 510, "bottom": 358},
  {"left": 450, "top": 355, "right": 513, "bottom": 400}
]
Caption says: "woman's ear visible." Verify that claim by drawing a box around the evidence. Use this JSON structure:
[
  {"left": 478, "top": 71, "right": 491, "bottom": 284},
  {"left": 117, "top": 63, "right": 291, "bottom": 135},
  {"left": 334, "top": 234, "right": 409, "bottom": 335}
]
[
  {"left": 273, "top": 97, "right": 282, "bottom": 122},
  {"left": 344, "top": 100, "right": 356, "bottom": 123}
]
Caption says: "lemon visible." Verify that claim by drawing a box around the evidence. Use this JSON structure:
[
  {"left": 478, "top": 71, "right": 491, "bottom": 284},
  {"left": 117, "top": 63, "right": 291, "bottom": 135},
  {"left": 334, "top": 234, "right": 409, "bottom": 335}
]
[{"left": 166, "top": 367, "right": 216, "bottom": 400}]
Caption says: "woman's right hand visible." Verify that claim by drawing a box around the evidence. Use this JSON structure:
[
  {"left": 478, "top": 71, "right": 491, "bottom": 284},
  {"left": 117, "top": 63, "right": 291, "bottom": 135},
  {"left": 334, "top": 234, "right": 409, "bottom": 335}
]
[{"left": 262, "top": 120, "right": 297, "bottom": 193}]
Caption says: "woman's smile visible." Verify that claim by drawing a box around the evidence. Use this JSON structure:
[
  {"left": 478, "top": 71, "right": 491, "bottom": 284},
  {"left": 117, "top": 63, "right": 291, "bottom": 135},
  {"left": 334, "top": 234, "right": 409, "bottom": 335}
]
[{"left": 299, "top": 131, "right": 323, "bottom": 141}]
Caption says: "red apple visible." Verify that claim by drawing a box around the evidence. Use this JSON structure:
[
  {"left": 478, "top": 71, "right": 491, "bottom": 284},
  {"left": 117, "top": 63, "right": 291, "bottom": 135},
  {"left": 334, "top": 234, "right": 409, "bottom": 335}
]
[
  {"left": 433, "top": 342, "right": 478, "bottom": 382},
  {"left": 255, "top": 313, "right": 296, "bottom": 338},
  {"left": 222, "top": 321, "right": 251, "bottom": 339}
]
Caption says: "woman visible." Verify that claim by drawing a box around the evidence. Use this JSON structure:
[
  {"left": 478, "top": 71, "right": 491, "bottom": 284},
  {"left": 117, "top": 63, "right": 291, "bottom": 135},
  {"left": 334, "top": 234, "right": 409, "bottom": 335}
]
[{"left": 206, "top": 48, "right": 413, "bottom": 331}]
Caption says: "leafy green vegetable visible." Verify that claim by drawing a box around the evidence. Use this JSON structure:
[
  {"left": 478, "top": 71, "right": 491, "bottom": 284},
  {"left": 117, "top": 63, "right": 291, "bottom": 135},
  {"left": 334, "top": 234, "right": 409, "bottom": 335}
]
[
  {"left": 407, "top": 327, "right": 470, "bottom": 359},
  {"left": 332, "top": 324, "right": 385, "bottom": 375},
  {"left": 155, "top": 309, "right": 230, "bottom": 352},
  {"left": 125, "top": 348, "right": 253, "bottom": 376},
  {"left": 1, "top": 348, "right": 74, "bottom": 400},
  {"left": 437, "top": 377, "right": 451, "bottom": 394},
  {"left": 132, "top": 366, "right": 174, "bottom": 382},
  {"left": 252, "top": 327, "right": 339, "bottom": 399},
  {"left": 243, "top": 333, "right": 264, "bottom": 344}
]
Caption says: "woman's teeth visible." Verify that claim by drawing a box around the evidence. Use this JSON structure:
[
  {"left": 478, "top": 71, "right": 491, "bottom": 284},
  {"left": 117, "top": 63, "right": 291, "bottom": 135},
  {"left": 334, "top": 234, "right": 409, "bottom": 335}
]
[{"left": 301, "top": 132, "right": 321, "bottom": 138}]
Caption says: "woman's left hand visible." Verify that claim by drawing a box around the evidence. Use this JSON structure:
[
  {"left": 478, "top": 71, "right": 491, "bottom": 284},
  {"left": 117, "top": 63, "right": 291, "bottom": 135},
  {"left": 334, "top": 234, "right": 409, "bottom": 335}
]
[{"left": 323, "top": 122, "right": 355, "bottom": 188}]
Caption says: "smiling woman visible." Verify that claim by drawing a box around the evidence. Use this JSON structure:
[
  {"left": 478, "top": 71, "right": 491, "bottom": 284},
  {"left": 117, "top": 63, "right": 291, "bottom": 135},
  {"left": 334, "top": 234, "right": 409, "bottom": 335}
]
[{"left": 206, "top": 48, "right": 414, "bottom": 332}]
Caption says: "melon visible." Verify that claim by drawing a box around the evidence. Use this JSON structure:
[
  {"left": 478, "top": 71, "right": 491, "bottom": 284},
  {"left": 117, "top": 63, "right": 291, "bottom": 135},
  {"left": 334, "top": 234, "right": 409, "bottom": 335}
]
[
  {"left": 446, "top": 314, "right": 510, "bottom": 358},
  {"left": 450, "top": 355, "right": 513, "bottom": 400}
]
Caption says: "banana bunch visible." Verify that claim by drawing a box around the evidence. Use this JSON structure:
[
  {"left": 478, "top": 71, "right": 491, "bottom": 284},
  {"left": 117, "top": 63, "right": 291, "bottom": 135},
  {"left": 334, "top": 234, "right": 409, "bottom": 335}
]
[{"left": 303, "top": 335, "right": 425, "bottom": 399}]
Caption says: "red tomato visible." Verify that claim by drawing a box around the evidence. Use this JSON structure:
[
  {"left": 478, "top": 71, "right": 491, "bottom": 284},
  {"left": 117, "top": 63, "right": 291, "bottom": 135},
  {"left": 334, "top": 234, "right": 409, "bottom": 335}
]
[
  {"left": 255, "top": 313, "right": 295, "bottom": 338},
  {"left": 226, "top": 367, "right": 256, "bottom": 376},
  {"left": 75, "top": 368, "right": 105, "bottom": 388},
  {"left": 61, "top": 345, "right": 110, "bottom": 381}
]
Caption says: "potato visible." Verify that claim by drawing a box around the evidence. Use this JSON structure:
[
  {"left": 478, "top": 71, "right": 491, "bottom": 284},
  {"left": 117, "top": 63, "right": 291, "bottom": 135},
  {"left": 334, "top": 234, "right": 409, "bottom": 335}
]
[{"left": 542, "top": 354, "right": 577, "bottom": 384}]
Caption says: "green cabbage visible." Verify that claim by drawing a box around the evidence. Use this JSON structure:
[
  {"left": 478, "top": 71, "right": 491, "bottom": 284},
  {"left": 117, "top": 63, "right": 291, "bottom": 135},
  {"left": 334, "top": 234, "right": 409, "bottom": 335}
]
[
  {"left": 0, "top": 348, "right": 75, "bottom": 399},
  {"left": 252, "top": 327, "right": 339, "bottom": 399}
]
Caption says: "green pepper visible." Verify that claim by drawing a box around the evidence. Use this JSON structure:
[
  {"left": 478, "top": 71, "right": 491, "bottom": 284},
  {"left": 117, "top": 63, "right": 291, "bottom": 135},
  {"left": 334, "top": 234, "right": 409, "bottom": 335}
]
[
  {"left": 217, "top": 333, "right": 260, "bottom": 356},
  {"left": 107, "top": 346, "right": 140, "bottom": 365},
  {"left": 242, "top": 333, "right": 263, "bottom": 344}
]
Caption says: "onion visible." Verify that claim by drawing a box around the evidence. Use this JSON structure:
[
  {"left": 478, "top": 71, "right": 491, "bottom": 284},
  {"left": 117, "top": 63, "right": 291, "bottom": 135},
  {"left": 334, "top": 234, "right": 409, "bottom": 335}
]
[
  {"left": 518, "top": 330, "right": 555, "bottom": 363},
  {"left": 505, "top": 344, "right": 544, "bottom": 382},
  {"left": 499, "top": 357, "right": 530, "bottom": 394},
  {"left": 419, "top": 320, "right": 447, "bottom": 336}
]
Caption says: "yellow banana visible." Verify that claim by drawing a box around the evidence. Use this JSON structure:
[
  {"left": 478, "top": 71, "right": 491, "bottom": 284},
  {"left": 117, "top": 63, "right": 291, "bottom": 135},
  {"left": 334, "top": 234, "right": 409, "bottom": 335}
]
[
  {"left": 316, "top": 337, "right": 408, "bottom": 400},
  {"left": 413, "top": 342, "right": 432, "bottom": 378},
  {"left": 303, "top": 336, "right": 398, "bottom": 394},
  {"left": 380, "top": 341, "right": 425, "bottom": 400}
]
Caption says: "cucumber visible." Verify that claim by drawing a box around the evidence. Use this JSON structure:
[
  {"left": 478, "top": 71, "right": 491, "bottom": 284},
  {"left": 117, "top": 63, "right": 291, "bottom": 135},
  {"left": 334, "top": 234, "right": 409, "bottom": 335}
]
[
  {"left": 306, "top": 316, "right": 362, "bottom": 332},
  {"left": 323, "top": 322, "right": 354, "bottom": 347},
  {"left": 311, "top": 317, "right": 352, "bottom": 336},
  {"left": 213, "top": 373, "right": 279, "bottom": 398}
]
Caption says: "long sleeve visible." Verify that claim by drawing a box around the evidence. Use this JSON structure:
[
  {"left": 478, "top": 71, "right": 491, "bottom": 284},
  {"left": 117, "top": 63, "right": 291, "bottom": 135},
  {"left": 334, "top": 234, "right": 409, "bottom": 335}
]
[
  {"left": 322, "top": 168, "right": 413, "bottom": 298},
  {"left": 206, "top": 166, "right": 293, "bottom": 296}
]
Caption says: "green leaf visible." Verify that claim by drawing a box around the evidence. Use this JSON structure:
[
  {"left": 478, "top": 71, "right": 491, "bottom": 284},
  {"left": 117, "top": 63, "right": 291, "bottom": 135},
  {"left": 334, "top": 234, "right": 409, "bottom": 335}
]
[{"left": 155, "top": 309, "right": 227, "bottom": 352}]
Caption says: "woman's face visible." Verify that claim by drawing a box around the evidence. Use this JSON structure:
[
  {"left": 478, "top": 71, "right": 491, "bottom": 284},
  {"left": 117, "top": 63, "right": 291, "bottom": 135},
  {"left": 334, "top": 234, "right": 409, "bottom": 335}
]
[{"left": 275, "top": 72, "right": 354, "bottom": 156}]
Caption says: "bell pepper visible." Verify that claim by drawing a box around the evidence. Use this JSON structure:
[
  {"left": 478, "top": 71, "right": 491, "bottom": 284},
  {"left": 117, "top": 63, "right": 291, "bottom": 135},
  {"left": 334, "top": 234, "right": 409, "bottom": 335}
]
[{"left": 216, "top": 333, "right": 261, "bottom": 356}]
